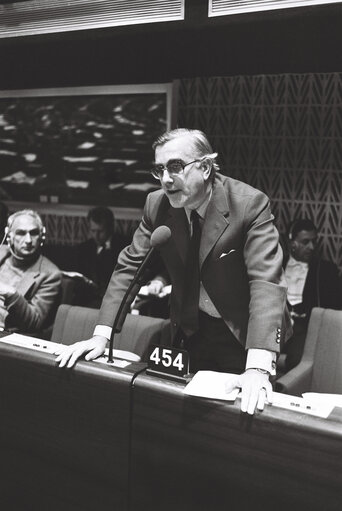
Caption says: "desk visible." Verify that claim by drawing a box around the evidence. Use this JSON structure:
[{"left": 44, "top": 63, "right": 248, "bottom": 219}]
[
  {"left": 130, "top": 373, "right": 342, "bottom": 511},
  {"left": 0, "top": 341, "right": 341, "bottom": 511},
  {"left": 0, "top": 341, "right": 145, "bottom": 511}
]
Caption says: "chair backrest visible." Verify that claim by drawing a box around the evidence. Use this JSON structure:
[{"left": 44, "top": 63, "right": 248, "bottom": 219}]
[
  {"left": 304, "top": 308, "right": 342, "bottom": 393},
  {"left": 60, "top": 275, "right": 77, "bottom": 305},
  {"left": 51, "top": 304, "right": 168, "bottom": 361}
]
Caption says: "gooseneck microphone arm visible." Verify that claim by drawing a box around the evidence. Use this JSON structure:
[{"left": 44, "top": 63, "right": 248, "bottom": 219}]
[{"left": 107, "top": 225, "right": 171, "bottom": 364}]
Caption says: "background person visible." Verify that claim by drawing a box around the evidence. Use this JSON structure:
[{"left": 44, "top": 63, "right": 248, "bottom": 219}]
[
  {"left": 283, "top": 218, "right": 341, "bottom": 370},
  {"left": 65, "top": 206, "right": 127, "bottom": 307},
  {"left": 56, "top": 128, "right": 292, "bottom": 415},
  {"left": 0, "top": 209, "right": 61, "bottom": 334},
  {"left": 131, "top": 271, "right": 171, "bottom": 319}
]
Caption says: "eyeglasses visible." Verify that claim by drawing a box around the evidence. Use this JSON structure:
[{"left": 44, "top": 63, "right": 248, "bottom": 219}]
[{"left": 151, "top": 159, "right": 202, "bottom": 180}]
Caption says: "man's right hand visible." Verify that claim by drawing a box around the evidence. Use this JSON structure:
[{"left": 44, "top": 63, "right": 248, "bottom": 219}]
[{"left": 55, "top": 336, "right": 107, "bottom": 368}]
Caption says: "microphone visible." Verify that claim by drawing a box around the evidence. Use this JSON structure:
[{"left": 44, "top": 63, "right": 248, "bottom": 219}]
[{"left": 107, "top": 225, "right": 171, "bottom": 363}]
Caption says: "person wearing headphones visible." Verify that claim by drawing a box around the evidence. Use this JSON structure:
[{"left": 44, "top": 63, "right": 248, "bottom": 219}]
[
  {"left": 0, "top": 209, "right": 61, "bottom": 334},
  {"left": 283, "top": 218, "right": 341, "bottom": 370}
]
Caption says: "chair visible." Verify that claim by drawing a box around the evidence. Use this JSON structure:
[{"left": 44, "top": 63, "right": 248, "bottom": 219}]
[
  {"left": 51, "top": 304, "right": 168, "bottom": 361},
  {"left": 60, "top": 275, "right": 78, "bottom": 305},
  {"left": 276, "top": 307, "right": 342, "bottom": 395}
]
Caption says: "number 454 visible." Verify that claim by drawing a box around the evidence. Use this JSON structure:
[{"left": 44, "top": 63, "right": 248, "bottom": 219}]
[{"left": 149, "top": 347, "right": 184, "bottom": 372}]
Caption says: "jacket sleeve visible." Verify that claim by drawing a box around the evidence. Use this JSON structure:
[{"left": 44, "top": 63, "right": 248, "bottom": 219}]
[
  {"left": 243, "top": 191, "right": 290, "bottom": 352},
  {"left": 7, "top": 270, "right": 61, "bottom": 333}
]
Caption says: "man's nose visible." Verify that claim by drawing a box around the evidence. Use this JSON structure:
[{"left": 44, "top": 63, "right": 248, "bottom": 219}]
[
  {"left": 24, "top": 233, "right": 32, "bottom": 243},
  {"left": 161, "top": 168, "right": 174, "bottom": 184}
]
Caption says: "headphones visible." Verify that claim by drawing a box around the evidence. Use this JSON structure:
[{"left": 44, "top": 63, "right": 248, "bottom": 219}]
[{"left": 5, "top": 226, "right": 46, "bottom": 246}]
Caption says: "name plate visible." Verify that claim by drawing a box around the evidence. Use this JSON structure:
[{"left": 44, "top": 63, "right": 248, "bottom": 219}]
[{"left": 146, "top": 344, "right": 190, "bottom": 383}]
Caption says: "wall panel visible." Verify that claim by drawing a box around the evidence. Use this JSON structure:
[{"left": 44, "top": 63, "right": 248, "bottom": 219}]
[{"left": 177, "top": 72, "right": 342, "bottom": 271}]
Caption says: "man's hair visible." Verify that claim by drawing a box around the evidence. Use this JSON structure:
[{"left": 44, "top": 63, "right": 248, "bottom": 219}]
[
  {"left": 152, "top": 128, "right": 220, "bottom": 177},
  {"left": 287, "top": 218, "right": 317, "bottom": 241},
  {"left": 87, "top": 207, "right": 114, "bottom": 233},
  {"left": 7, "top": 209, "right": 45, "bottom": 234}
]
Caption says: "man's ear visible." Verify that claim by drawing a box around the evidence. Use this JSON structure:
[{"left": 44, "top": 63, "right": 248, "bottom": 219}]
[
  {"left": 289, "top": 239, "right": 298, "bottom": 254},
  {"left": 200, "top": 158, "right": 212, "bottom": 181}
]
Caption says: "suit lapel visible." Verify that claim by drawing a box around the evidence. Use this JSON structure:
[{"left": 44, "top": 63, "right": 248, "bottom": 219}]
[
  {"left": 155, "top": 178, "right": 230, "bottom": 267},
  {"left": 200, "top": 179, "right": 230, "bottom": 267},
  {"left": 16, "top": 256, "right": 42, "bottom": 297}
]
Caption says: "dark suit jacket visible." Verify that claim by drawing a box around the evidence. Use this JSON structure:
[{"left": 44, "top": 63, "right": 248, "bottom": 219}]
[
  {"left": 0, "top": 246, "right": 62, "bottom": 333},
  {"left": 284, "top": 255, "right": 341, "bottom": 318},
  {"left": 99, "top": 174, "right": 292, "bottom": 353},
  {"left": 76, "top": 234, "right": 127, "bottom": 296}
]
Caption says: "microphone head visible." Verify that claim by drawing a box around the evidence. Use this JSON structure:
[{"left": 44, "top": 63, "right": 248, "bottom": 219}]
[{"left": 150, "top": 225, "right": 171, "bottom": 248}]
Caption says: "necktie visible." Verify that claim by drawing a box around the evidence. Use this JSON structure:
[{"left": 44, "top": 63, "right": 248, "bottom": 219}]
[{"left": 180, "top": 210, "right": 201, "bottom": 337}]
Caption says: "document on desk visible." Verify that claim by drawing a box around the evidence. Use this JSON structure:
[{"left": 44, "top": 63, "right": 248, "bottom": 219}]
[
  {"left": 183, "top": 371, "right": 239, "bottom": 401},
  {"left": 302, "top": 392, "right": 342, "bottom": 409},
  {"left": 270, "top": 392, "right": 335, "bottom": 419},
  {"left": 0, "top": 334, "right": 137, "bottom": 368}
]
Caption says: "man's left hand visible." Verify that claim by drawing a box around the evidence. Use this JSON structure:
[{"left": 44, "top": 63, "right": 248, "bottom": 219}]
[
  {"left": 225, "top": 369, "right": 273, "bottom": 415},
  {"left": 0, "top": 281, "right": 16, "bottom": 299}
]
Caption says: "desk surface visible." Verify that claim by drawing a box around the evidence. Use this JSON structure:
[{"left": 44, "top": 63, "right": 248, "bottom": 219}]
[
  {"left": 0, "top": 341, "right": 145, "bottom": 511},
  {"left": 0, "top": 339, "right": 341, "bottom": 511},
  {"left": 130, "top": 373, "right": 342, "bottom": 511}
]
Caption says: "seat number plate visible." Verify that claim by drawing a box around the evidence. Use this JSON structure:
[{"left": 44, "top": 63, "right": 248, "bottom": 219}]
[{"left": 147, "top": 345, "right": 189, "bottom": 379}]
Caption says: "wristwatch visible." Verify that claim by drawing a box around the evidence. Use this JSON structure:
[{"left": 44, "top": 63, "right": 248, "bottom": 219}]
[{"left": 252, "top": 368, "right": 270, "bottom": 375}]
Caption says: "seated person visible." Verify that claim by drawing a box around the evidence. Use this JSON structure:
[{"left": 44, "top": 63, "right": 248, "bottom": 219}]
[
  {"left": 0, "top": 209, "right": 61, "bottom": 334},
  {"left": 132, "top": 272, "right": 171, "bottom": 319},
  {"left": 282, "top": 218, "right": 341, "bottom": 370},
  {"left": 67, "top": 207, "right": 127, "bottom": 308}
]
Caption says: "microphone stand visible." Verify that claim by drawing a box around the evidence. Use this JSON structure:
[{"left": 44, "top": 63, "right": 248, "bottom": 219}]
[{"left": 107, "top": 249, "right": 155, "bottom": 364}]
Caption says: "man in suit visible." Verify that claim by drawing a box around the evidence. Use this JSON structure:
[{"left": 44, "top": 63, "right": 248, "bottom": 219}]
[
  {"left": 57, "top": 128, "right": 291, "bottom": 415},
  {"left": 0, "top": 209, "right": 61, "bottom": 333},
  {"left": 283, "top": 218, "right": 341, "bottom": 370},
  {"left": 73, "top": 207, "right": 127, "bottom": 307}
]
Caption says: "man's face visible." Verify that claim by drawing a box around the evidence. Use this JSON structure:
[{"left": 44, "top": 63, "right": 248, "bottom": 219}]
[
  {"left": 9, "top": 215, "right": 42, "bottom": 258},
  {"left": 154, "top": 136, "right": 212, "bottom": 210},
  {"left": 291, "top": 229, "right": 318, "bottom": 263},
  {"left": 89, "top": 220, "right": 109, "bottom": 247}
]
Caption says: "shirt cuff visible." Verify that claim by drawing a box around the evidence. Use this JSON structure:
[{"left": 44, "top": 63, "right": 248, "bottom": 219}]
[
  {"left": 93, "top": 324, "right": 112, "bottom": 340},
  {"left": 246, "top": 348, "right": 276, "bottom": 375}
]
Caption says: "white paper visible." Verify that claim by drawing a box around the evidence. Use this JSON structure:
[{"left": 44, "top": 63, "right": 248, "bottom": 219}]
[
  {"left": 92, "top": 353, "right": 131, "bottom": 368},
  {"left": 0, "top": 333, "right": 140, "bottom": 365},
  {"left": 183, "top": 371, "right": 240, "bottom": 401},
  {"left": 102, "top": 347, "right": 140, "bottom": 363},
  {"left": 0, "top": 333, "right": 61, "bottom": 353},
  {"left": 270, "top": 391, "right": 334, "bottom": 418},
  {"left": 302, "top": 392, "right": 342, "bottom": 409}
]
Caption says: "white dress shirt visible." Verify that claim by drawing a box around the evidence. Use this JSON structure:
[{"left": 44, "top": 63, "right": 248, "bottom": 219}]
[{"left": 285, "top": 255, "right": 309, "bottom": 306}]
